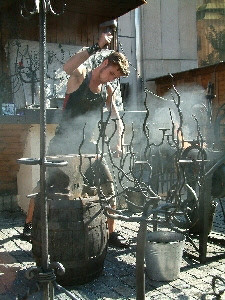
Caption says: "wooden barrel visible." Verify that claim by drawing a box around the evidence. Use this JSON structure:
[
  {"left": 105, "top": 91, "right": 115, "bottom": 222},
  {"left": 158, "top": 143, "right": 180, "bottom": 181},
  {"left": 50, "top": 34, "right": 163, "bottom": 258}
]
[{"left": 32, "top": 197, "right": 108, "bottom": 286}]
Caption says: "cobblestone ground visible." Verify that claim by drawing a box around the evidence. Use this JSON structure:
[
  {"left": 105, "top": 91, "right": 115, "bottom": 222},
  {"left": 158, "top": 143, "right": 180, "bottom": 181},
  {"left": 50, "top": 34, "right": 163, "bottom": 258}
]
[{"left": 0, "top": 200, "right": 224, "bottom": 299}]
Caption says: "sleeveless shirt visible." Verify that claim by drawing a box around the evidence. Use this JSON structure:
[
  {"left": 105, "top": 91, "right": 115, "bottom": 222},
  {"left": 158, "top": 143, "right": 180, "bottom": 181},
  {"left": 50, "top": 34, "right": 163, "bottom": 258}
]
[{"left": 63, "top": 72, "right": 104, "bottom": 119}]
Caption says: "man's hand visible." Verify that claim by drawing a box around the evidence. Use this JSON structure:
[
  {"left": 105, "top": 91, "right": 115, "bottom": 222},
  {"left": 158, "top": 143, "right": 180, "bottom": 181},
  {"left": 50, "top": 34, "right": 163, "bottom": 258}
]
[{"left": 98, "top": 32, "right": 113, "bottom": 49}]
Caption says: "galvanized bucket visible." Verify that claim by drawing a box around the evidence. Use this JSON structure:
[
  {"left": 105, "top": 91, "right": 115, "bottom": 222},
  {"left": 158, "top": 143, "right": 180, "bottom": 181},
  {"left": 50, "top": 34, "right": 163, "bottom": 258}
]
[{"left": 145, "top": 231, "right": 185, "bottom": 281}]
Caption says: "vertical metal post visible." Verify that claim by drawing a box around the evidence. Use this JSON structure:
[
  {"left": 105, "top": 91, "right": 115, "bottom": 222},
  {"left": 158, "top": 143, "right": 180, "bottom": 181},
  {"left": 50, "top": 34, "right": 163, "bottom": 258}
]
[
  {"left": 136, "top": 213, "right": 147, "bottom": 300},
  {"left": 199, "top": 174, "right": 212, "bottom": 263},
  {"left": 39, "top": 1, "right": 49, "bottom": 298}
]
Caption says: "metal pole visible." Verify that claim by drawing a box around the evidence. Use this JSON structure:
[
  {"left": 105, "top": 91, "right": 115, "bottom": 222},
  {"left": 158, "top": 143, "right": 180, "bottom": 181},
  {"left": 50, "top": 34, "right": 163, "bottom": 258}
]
[
  {"left": 136, "top": 219, "right": 147, "bottom": 300},
  {"left": 39, "top": 1, "right": 49, "bottom": 298},
  {"left": 199, "top": 174, "right": 212, "bottom": 263}
]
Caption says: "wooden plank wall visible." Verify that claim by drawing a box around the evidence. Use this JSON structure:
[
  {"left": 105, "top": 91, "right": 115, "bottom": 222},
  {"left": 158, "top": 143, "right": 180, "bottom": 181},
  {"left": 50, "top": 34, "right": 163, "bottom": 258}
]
[
  {"left": 0, "top": 2, "right": 107, "bottom": 195},
  {"left": 154, "top": 63, "right": 225, "bottom": 149},
  {"left": 155, "top": 62, "right": 225, "bottom": 117},
  {"left": 0, "top": 2, "right": 105, "bottom": 79},
  {"left": 0, "top": 124, "right": 30, "bottom": 194}
]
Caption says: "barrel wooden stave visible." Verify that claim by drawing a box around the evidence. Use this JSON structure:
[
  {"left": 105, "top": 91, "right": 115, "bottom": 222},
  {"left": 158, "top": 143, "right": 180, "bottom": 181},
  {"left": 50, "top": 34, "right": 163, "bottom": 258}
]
[{"left": 32, "top": 198, "right": 108, "bottom": 285}]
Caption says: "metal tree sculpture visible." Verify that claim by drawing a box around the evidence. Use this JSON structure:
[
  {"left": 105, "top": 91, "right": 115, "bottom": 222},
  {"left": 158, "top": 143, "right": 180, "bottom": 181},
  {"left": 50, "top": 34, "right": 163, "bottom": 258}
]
[{"left": 77, "top": 80, "right": 211, "bottom": 299}]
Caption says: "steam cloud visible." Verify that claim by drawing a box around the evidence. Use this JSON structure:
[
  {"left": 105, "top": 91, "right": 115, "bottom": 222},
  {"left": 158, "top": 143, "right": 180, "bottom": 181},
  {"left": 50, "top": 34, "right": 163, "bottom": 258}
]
[
  {"left": 146, "top": 84, "right": 210, "bottom": 146},
  {"left": 47, "top": 110, "right": 102, "bottom": 156}
]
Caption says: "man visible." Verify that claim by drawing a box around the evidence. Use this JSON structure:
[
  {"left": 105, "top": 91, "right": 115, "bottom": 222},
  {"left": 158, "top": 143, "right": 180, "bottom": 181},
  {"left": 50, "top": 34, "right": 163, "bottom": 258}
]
[{"left": 23, "top": 32, "right": 130, "bottom": 248}]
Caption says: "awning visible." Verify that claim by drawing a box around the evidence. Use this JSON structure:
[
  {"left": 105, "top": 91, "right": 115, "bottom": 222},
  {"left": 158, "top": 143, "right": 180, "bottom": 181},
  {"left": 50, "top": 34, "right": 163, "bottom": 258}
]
[
  {"left": 0, "top": 0, "right": 147, "bottom": 19},
  {"left": 67, "top": 0, "right": 147, "bottom": 19}
]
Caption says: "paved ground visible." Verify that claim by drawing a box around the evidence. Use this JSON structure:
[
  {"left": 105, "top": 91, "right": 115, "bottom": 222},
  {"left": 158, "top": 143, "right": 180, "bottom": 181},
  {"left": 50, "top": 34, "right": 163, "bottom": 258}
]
[{"left": 0, "top": 200, "right": 225, "bottom": 300}]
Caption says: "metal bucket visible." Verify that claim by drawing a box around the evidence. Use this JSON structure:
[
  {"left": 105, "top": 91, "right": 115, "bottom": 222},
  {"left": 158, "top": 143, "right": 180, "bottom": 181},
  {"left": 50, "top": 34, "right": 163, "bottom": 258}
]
[{"left": 145, "top": 231, "right": 185, "bottom": 281}]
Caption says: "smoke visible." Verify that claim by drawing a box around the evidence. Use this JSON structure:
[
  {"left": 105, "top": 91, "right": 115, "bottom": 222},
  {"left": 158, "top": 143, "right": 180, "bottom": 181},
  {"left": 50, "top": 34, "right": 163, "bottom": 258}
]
[
  {"left": 47, "top": 83, "right": 210, "bottom": 159},
  {"left": 117, "top": 83, "right": 211, "bottom": 161},
  {"left": 147, "top": 84, "right": 209, "bottom": 145},
  {"left": 47, "top": 109, "right": 102, "bottom": 156}
]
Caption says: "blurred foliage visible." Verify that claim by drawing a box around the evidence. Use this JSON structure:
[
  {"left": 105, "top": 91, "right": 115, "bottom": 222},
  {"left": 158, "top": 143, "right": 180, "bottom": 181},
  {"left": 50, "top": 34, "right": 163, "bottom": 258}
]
[{"left": 201, "top": 25, "right": 225, "bottom": 66}]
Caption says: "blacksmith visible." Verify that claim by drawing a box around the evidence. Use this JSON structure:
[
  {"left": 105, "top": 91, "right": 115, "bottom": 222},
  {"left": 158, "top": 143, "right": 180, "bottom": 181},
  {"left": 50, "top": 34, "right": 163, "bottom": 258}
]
[{"left": 23, "top": 32, "right": 130, "bottom": 248}]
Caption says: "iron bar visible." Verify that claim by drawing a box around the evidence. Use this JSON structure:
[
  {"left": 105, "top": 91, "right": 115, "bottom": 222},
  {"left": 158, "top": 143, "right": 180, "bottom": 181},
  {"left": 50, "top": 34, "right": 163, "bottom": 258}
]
[
  {"left": 199, "top": 171, "right": 213, "bottom": 263},
  {"left": 205, "top": 154, "right": 225, "bottom": 177},
  {"left": 38, "top": 1, "right": 50, "bottom": 298},
  {"left": 136, "top": 219, "right": 147, "bottom": 300}
]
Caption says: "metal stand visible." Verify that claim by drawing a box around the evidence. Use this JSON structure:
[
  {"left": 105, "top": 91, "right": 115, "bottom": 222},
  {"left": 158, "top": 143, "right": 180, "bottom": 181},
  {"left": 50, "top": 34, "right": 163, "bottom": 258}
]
[
  {"left": 18, "top": 1, "right": 80, "bottom": 299},
  {"left": 184, "top": 154, "right": 225, "bottom": 263}
]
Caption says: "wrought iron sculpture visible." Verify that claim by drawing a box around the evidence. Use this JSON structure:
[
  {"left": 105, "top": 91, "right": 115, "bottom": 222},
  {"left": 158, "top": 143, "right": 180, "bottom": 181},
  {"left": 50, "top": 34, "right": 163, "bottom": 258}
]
[{"left": 77, "top": 72, "right": 225, "bottom": 298}]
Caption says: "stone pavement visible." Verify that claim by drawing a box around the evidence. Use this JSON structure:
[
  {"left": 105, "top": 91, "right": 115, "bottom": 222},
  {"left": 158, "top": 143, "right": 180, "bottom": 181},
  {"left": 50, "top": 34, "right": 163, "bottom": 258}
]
[{"left": 0, "top": 201, "right": 225, "bottom": 300}]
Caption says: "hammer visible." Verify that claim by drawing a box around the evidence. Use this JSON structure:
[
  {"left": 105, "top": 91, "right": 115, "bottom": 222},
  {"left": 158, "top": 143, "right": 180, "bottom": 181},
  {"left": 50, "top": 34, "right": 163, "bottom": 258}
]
[{"left": 100, "top": 19, "right": 118, "bottom": 50}]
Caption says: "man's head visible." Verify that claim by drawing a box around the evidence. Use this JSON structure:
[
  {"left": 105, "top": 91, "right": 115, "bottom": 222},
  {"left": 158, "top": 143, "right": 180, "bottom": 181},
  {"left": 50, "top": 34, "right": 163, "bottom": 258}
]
[
  {"left": 104, "top": 52, "right": 130, "bottom": 77},
  {"left": 98, "top": 52, "right": 130, "bottom": 83}
]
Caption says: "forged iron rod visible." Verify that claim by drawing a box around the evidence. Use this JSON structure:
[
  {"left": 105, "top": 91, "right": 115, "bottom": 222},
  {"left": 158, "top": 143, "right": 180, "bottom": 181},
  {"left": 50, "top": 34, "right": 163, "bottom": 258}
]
[
  {"left": 39, "top": 1, "right": 50, "bottom": 298},
  {"left": 205, "top": 154, "right": 225, "bottom": 177},
  {"left": 199, "top": 172, "right": 212, "bottom": 263},
  {"left": 136, "top": 220, "right": 147, "bottom": 300}
]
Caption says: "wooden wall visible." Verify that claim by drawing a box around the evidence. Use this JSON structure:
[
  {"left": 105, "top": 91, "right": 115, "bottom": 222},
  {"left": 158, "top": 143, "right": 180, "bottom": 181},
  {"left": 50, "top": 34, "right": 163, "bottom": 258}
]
[
  {"left": 0, "top": 2, "right": 105, "bottom": 81},
  {"left": 151, "top": 62, "right": 225, "bottom": 149},
  {"left": 0, "top": 0, "right": 146, "bottom": 199},
  {"left": 154, "top": 62, "right": 225, "bottom": 117},
  {"left": 0, "top": 124, "right": 29, "bottom": 194},
  {"left": 0, "top": 3, "right": 104, "bottom": 195}
]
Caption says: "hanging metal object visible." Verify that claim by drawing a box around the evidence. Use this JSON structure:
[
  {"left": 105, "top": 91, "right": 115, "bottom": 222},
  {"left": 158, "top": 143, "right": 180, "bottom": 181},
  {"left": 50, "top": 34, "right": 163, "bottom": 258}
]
[{"left": 17, "top": 1, "right": 82, "bottom": 299}]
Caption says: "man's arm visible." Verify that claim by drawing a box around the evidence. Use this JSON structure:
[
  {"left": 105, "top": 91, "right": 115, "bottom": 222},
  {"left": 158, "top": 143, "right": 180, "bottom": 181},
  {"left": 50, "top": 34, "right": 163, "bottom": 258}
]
[
  {"left": 63, "top": 32, "right": 113, "bottom": 76},
  {"left": 106, "top": 84, "right": 124, "bottom": 157}
]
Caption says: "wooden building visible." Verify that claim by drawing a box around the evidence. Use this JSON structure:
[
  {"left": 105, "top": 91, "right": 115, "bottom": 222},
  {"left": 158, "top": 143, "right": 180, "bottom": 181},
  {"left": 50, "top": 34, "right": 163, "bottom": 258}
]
[
  {"left": 0, "top": 0, "right": 146, "bottom": 210},
  {"left": 0, "top": 0, "right": 146, "bottom": 81}
]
